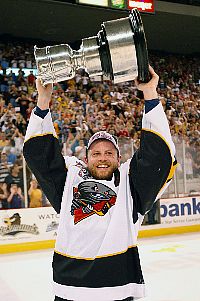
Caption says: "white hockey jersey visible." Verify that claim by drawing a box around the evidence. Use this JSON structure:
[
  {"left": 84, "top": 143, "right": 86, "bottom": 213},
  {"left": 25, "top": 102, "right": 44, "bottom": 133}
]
[{"left": 23, "top": 101, "right": 177, "bottom": 301}]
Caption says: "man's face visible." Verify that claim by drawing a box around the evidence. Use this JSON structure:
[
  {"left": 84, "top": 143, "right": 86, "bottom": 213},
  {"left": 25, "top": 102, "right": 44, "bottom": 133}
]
[
  {"left": 1, "top": 133, "right": 6, "bottom": 141},
  {"left": 1, "top": 153, "right": 7, "bottom": 163},
  {"left": 86, "top": 140, "right": 120, "bottom": 180},
  {"left": 11, "top": 184, "right": 18, "bottom": 193},
  {"left": 31, "top": 180, "right": 37, "bottom": 189},
  {"left": 12, "top": 164, "right": 19, "bottom": 174}
]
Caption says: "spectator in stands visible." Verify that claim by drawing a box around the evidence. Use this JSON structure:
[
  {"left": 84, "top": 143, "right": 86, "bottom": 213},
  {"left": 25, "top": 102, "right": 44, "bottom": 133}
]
[
  {"left": 7, "top": 184, "right": 24, "bottom": 209},
  {"left": 13, "top": 113, "right": 27, "bottom": 135},
  {"left": 0, "top": 58, "right": 9, "bottom": 72},
  {"left": 11, "top": 128, "right": 24, "bottom": 155},
  {"left": 26, "top": 55, "right": 33, "bottom": 69},
  {"left": 0, "top": 182, "right": 8, "bottom": 209},
  {"left": 11, "top": 58, "right": 17, "bottom": 68},
  {"left": 16, "top": 92, "right": 30, "bottom": 119},
  {"left": 3, "top": 121, "right": 16, "bottom": 139},
  {"left": 0, "top": 132, "right": 9, "bottom": 150},
  {"left": 0, "top": 152, "right": 12, "bottom": 183},
  {"left": 2, "top": 139, "right": 17, "bottom": 157},
  {"left": 82, "top": 72, "right": 90, "bottom": 91},
  {"left": 0, "top": 106, "right": 14, "bottom": 122},
  {"left": 28, "top": 179, "right": 42, "bottom": 208},
  {"left": 26, "top": 101, "right": 34, "bottom": 121},
  {"left": 5, "top": 163, "right": 23, "bottom": 191},
  {"left": 64, "top": 132, "right": 79, "bottom": 156},
  {"left": 75, "top": 71, "right": 82, "bottom": 89},
  {"left": 27, "top": 70, "right": 35, "bottom": 85},
  {"left": 61, "top": 117, "right": 70, "bottom": 142},
  {"left": 0, "top": 94, "right": 6, "bottom": 114},
  {"left": 8, "top": 84, "right": 19, "bottom": 107},
  {"left": 0, "top": 75, "right": 9, "bottom": 93},
  {"left": 3, "top": 148, "right": 16, "bottom": 165},
  {"left": 74, "top": 139, "right": 86, "bottom": 161}
]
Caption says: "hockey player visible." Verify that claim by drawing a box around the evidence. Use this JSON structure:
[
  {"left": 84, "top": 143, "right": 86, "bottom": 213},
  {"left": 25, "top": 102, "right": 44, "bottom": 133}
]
[{"left": 23, "top": 66, "right": 177, "bottom": 301}]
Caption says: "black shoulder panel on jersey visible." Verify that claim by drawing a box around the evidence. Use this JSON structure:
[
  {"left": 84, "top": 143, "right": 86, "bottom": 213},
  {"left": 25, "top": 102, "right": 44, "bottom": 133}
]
[
  {"left": 23, "top": 134, "right": 67, "bottom": 213},
  {"left": 129, "top": 130, "right": 172, "bottom": 222}
]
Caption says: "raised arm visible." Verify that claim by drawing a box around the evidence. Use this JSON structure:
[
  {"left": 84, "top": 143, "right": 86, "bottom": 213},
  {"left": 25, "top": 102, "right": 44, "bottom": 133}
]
[
  {"left": 23, "top": 80, "right": 67, "bottom": 213},
  {"left": 129, "top": 66, "right": 177, "bottom": 221}
]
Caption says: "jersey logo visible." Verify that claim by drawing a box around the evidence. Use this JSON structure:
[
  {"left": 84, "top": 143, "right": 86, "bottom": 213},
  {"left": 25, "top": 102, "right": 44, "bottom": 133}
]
[
  {"left": 71, "top": 181, "right": 117, "bottom": 224},
  {"left": 75, "top": 161, "right": 91, "bottom": 180}
]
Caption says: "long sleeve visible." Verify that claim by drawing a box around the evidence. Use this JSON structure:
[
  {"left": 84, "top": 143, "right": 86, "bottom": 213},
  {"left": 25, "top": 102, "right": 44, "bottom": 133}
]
[
  {"left": 129, "top": 101, "right": 177, "bottom": 222},
  {"left": 23, "top": 109, "right": 67, "bottom": 213}
]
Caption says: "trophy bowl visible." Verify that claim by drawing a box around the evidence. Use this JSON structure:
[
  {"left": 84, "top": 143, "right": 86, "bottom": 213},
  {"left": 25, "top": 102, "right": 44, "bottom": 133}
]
[{"left": 34, "top": 9, "right": 149, "bottom": 85}]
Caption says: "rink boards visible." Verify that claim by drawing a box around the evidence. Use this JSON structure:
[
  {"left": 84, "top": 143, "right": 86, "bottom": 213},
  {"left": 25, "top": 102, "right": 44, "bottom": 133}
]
[{"left": 0, "top": 196, "right": 200, "bottom": 254}]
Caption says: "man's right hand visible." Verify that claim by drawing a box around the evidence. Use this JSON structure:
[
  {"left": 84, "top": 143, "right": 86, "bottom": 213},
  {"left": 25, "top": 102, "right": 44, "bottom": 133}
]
[{"left": 36, "top": 78, "right": 53, "bottom": 110}]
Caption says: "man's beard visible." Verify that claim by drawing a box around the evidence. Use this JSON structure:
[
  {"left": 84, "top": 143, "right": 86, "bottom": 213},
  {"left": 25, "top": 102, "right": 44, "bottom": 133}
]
[{"left": 88, "top": 162, "right": 118, "bottom": 180}]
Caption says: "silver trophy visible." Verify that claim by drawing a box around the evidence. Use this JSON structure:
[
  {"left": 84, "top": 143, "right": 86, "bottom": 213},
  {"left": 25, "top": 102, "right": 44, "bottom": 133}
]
[{"left": 34, "top": 9, "right": 149, "bottom": 85}]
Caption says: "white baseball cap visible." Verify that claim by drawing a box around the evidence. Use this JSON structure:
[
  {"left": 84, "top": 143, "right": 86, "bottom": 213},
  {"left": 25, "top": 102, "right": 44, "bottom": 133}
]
[{"left": 87, "top": 131, "right": 120, "bottom": 153}]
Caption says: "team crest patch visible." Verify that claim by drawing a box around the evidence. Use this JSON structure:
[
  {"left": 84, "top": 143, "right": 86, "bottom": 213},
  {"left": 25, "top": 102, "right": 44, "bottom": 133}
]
[
  {"left": 75, "top": 161, "right": 91, "bottom": 180},
  {"left": 71, "top": 181, "right": 117, "bottom": 224}
]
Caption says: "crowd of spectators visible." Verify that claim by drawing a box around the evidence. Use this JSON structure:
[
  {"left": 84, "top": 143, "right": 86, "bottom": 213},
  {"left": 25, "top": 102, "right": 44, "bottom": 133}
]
[{"left": 0, "top": 41, "right": 199, "bottom": 209}]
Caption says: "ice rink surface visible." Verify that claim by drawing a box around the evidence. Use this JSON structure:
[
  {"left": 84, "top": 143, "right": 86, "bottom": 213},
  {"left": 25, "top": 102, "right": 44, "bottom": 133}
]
[{"left": 0, "top": 232, "right": 199, "bottom": 301}]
